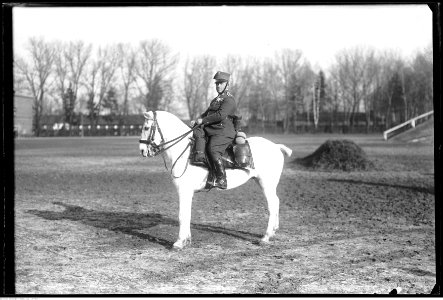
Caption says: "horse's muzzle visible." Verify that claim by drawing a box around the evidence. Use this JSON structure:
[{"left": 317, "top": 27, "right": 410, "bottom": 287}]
[
  {"left": 140, "top": 143, "right": 158, "bottom": 157},
  {"left": 140, "top": 144, "right": 150, "bottom": 157}
]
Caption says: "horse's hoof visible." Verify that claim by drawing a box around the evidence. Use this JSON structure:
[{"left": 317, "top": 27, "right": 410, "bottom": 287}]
[
  {"left": 259, "top": 236, "right": 271, "bottom": 245},
  {"left": 172, "top": 244, "right": 183, "bottom": 251},
  {"left": 172, "top": 239, "right": 191, "bottom": 251},
  {"left": 258, "top": 235, "right": 273, "bottom": 246}
]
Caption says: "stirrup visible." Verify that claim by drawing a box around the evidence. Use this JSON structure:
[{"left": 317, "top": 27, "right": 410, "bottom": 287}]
[{"left": 213, "top": 178, "right": 227, "bottom": 189}]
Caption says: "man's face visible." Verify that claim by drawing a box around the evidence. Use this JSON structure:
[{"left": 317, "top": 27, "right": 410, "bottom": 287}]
[{"left": 215, "top": 81, "right": 228, "bottom": 94}]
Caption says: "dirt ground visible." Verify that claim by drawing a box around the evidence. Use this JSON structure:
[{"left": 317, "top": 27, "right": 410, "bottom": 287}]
[{"left": 13, "top": 134, "right": 435, "bottom": 294}]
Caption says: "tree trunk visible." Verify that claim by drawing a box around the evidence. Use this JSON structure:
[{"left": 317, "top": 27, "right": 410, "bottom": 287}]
[
  {"left": 306, "top": 103, "right": 310, "bottom": 130},
  {"left": 385, "top": 93, "right": 393, "bottom": 129},
  {"left": 69, "top": 113, "right": 73, "bottom": 136},
  {"left": 33, "top": 107, "right": 40, "bottom": 137},
  {"left": 34, "top": 92, "right": 44, "bottom": 137},
  {"left": 283, "top": 97, "right": 289, "bottom": 134},
  {"left": 365, "top": 112, "right": 371, "bottom": 134}
]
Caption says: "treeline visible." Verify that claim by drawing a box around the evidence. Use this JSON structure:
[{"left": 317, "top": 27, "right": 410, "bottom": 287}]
[{"left": 14, "top": 37, "right": 432, "bottom": 136}]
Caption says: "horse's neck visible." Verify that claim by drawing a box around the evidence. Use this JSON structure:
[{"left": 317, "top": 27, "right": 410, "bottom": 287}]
[
  {"left": 157, "top": 111, "right": 192, "bottom": 164},
  {"left": 156, "top": 111, "right": 189, "bottom": 141}
]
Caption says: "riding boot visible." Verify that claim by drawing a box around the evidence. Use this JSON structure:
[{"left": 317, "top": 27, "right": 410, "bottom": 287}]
[
  {"left": 212, "top": 158, "right": 227, "bottom": 189},
  {"left": 192, "top": 135, "right": 207, "bottom": 165},
  {"left": 205, "top": 159, "right": 216, "bottom": 189}
]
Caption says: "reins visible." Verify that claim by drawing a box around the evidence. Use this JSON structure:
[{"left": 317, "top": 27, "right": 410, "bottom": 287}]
[{"left": 139, "top": 111, "right": 200, "bottom": 178}]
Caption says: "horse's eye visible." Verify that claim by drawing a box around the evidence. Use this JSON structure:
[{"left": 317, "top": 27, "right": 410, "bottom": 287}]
[{"left": 144, "top": 126, "right": 149, "bottom": 130}]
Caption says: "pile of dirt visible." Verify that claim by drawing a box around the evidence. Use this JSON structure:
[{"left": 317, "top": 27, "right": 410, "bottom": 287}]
[{"left": 293, "top": 139, "right": 374, "bottom": 171}]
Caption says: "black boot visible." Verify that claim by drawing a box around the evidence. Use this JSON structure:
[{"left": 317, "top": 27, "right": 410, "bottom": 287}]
[
  {"left": 191, "top": 135, "right": 207, "bottom": 165},
  {"left": 212, "top": 158, "right": 227, "bottom": 189},
  {"left": 204, "top": 159, "right": 216, "bottom": 189}
]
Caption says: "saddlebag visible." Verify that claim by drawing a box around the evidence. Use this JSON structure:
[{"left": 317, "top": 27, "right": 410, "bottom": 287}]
[{"left": 233, "top": 141, "right": 252, "bottom": 168}]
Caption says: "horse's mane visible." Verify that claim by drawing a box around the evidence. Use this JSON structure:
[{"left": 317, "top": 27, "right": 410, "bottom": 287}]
[{"left": 156, "top": 110, "right": 187, "bottom": 125}]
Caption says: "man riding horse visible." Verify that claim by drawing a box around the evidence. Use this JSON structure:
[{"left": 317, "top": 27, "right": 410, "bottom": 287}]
[{"left": 190, "top": 71, "right": 237, "bottom": 190}]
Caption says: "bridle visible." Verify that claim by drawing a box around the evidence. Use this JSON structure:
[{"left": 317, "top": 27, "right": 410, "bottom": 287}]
[
  {"left": 139, "top": 111, "right": 198, "bottom": 178},
  {"left": 139, "top": 112, "right": 165, "bottom": 155}
]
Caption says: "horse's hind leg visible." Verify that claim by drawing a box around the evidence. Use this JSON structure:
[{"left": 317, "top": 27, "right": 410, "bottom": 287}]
[{"left": 256, "top": 177, "right": 280, "bottom": 244}]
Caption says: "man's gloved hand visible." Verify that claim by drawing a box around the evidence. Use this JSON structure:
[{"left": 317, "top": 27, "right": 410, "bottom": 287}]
[{"left": 191, "top": 119, "right": 203, "bottom": 126}]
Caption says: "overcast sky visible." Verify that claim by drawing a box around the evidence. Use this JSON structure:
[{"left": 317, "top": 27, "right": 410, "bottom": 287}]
[{"left": 13, "top": 5, "right": 432, "bottom": 69}]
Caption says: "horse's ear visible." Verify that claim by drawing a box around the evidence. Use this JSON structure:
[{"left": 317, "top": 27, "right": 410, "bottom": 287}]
[{"left": 143, "top": 111, "right": 154, "bottom": 120}]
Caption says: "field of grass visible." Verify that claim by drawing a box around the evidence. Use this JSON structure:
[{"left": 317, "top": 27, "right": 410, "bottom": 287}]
[{"left": 14, "top": 134, "right": 435, "bottom": 294}]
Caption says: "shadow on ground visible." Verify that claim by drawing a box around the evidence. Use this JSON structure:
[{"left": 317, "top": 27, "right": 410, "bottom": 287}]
[
  {"left": 27, "top": 201, "right": 262, "bottom": 249},
  {"left": 327, "top": 179, "right": 434, "bottom": 195}
]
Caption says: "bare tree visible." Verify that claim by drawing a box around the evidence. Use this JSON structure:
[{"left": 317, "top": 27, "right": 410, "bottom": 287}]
[
  {"left": 377, "top": 50, "right": 405, "bottom": 129},
  {"left": 249, "top": 61, "right": 272, "bottom": 132},
  {"left": 201, "top": 57, "right": 216, "bottom": 107},
  {"left": 298, "top": 62, "right": 316, "bottom": 131},
  {"left": 311, "top": 70, "right": 326, "bottom": 130},
  {"left": 262, "top": 58, "right": 283, "bottom": 129},
  {"left": 331, "top": 47, "right": 371, "bottom": 132},
  {"left": 54, "top": 40, "right": 92, "bottom": 134},
  {"left": 184, "top": 55, "right": 216, "bottom": 120},
  {"left": 247, "top": 63, "right": 262, "bottom": 131},
  {"left": 84, "top": 60, "right": 100, "bottom": 128},
  {"left": 247, "top": 57, "right": 297, "bottom": 133},
  {"left": 13, "top": 68, "right": 28, "bottom": 95},
  {"left": 325, "top": 72, "right": 341, "bottom": 131},
  {"left": 274, "top": 49, "right": 303, "bottom": 133},
  {"left": 347, "top": 48, "right": 363, "bottom": 130},
  {"left": 409, "top": 46, "right": 433, "bottom": 115},
  {"left": 117, "top": 43, "right": 137, "bottom": 117},
  {"left": 83, "top": 45, "right": 120, "bottom": 132},
  {"left": 15, "top": 37, "right": 56, "bottom": 136},
  {"left": 53, "top": 41, "right": 69, "bottom": 107},
  {"left": 221, "top": 55, "right": 254, "bottom": 109},
  {"left": 135, "top": 39, "right": 178, "bottom": 111},
  {"left": 359, "top": 47, "right": 378, "bottom": 133},
  {"left": 184, "top": 57, "right": 201, "bottom": 120},
  {"left": 312, "top": 80, "right": 320, "bottom": 129}
]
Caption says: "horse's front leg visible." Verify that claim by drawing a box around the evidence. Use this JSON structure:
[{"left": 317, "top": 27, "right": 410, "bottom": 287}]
[{"left": 173, "top": 186, "right": 194, "bottom": 250}]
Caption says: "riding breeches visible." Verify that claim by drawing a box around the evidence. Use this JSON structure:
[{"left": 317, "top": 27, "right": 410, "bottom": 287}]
[
  {"left": 206, "top": 135, "right": 234, "bottom": 162},
  {"left": 193, "top": 127, "right": 233, "bottom": 161}
]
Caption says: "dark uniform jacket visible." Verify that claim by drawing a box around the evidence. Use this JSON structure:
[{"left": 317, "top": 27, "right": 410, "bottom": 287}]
[{"left": 200, "top": 91, "right": 237, "bottom": 137}]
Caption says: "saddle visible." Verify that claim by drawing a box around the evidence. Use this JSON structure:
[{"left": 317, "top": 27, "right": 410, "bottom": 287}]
[
  {"left": 190, "top": 114, "right": 254, "bottom": 189},
  {"left": 190, "top": 135, "right": 254, "bottom": 170},
  {"left": 190, "top": 131, "right": 254, "bottom": 189}
]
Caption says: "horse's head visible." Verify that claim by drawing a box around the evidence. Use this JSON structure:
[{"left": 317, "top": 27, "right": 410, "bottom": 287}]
[{"left": 139, "top": 111, "right": 164, "bottom": 157}]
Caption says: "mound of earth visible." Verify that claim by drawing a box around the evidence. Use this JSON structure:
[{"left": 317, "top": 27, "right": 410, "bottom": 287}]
[
  {"left": 390, "top": 116, "right": 434, "bottom": 144},
  {"left": 293, "top": 139, "right": 374, "bottom": 171}
]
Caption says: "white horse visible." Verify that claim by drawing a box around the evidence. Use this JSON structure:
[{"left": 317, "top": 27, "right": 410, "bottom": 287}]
[{"left": 139, "top": 110, "right": 292, "bottom": 250}]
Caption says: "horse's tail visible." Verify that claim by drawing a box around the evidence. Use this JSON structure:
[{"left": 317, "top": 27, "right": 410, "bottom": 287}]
[{"left": 277, "top": 144, "right": 292, "bottom": 157}]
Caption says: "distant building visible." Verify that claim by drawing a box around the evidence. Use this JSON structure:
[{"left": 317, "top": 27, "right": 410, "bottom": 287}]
[{"left": 14, "top": 95, "right": 33, "bottom": 136}]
